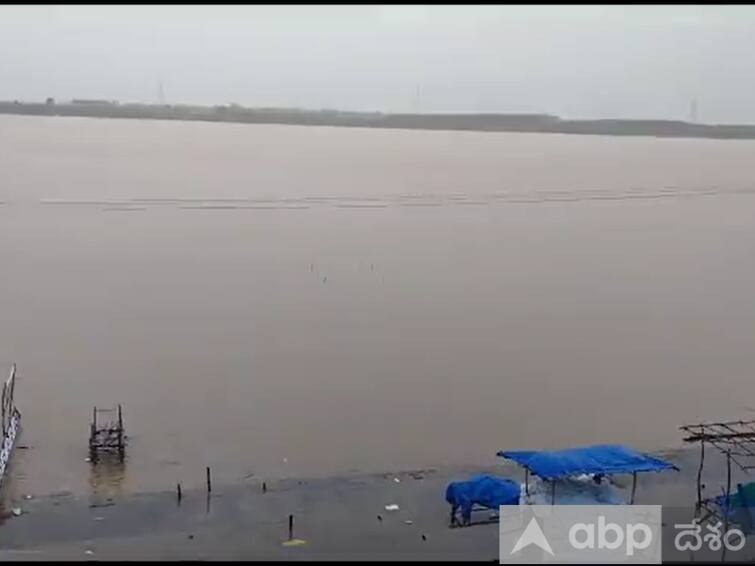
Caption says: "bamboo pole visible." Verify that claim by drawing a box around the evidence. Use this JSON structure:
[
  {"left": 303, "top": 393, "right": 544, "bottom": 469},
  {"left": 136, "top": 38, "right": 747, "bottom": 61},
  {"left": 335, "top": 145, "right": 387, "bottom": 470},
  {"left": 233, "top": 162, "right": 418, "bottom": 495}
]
[
  {"left": 630, "top": 472, "right": 637, "bottom": 504},
  {"left": 117, "top": 404, "right": 124, "bottom": 461},
  {"left": 9, "top": 364, "right": 15, "bottom": 405},
  {"left": 1, "top": 382, "right": 6, "bottom": 437},
  {"left": 723, "top": 450, "right": 732, "bottom": 562},
  {"left": 696, "top": 435, "right": 705, "bottom": 514},
  {"left": 206, "top": 467, "right": 212, "bottom": 493}
]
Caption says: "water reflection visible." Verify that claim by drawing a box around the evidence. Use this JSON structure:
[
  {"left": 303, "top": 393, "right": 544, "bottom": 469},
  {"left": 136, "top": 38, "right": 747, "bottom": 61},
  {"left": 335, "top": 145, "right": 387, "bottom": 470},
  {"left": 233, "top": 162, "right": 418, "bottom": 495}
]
[{"left": 88, "top": 453, "right": 126, "bottom": 505}]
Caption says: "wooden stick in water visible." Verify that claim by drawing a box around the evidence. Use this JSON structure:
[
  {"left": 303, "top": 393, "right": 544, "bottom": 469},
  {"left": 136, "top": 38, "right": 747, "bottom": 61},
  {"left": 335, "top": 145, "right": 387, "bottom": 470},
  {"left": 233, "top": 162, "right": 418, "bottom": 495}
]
[
  {"left": 696, "top": 435, "right": 705, "bottom": 514},
  {"left": 630, "top": 472, "right": 637, "bottom": 504},
  {"left": 524, "top": 468, "right": 529, "bottom": 497}
]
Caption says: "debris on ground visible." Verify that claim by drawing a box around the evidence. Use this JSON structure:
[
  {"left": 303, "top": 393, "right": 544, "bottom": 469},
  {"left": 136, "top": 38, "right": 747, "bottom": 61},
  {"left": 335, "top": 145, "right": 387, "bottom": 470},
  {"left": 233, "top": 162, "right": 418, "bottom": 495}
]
[
  {"left": 50, "top": 490, "right": 72, "bottom": 499},
  {"left": 84, "top": 549, "right": 94, "bottom": 555},
  {"left": 11, "top": 508, "right": 22, "bottom": 516},
  {"left": 393, "top": 477, "right": 401, "bottom": 483},
  {"left": 377, "top": 515, "right": 383, "bottom": 522},
  {"left": 282, "top": 538, "right": 307, "bottom": 547},
  {"left": 23, "top": 494, "right": 32, "bottom": 500},
  {"left": 404, "top": 520, "right": 413, "bottom": 525},
  {"left": 384, "top": 504, "right": 399, "bottom": 511}
]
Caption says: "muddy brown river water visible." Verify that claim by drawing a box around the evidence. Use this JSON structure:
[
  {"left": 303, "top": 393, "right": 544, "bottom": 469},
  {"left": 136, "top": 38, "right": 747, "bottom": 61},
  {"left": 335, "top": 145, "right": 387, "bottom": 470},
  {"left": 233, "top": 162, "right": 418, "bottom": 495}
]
[{"left": 1, "top": 115, "right": 755, "bottom": 499}]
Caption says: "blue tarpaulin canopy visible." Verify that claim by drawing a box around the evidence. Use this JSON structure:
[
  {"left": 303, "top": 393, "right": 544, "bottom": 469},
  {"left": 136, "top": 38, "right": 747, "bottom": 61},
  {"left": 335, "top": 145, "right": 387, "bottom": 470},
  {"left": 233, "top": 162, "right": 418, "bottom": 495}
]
[
  {"left": 497, "top": 444, "right": 677, "bottom": 480},
  {"left": 445, "top": 475, "right": 520, "bottom": 523}
]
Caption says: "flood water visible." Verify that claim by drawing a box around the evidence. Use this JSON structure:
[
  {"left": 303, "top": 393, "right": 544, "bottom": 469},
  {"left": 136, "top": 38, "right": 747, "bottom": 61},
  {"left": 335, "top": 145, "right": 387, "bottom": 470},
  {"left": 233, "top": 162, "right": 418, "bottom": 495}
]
[{"left": 1, "top": 114, "right": 755, "bottom": 498}]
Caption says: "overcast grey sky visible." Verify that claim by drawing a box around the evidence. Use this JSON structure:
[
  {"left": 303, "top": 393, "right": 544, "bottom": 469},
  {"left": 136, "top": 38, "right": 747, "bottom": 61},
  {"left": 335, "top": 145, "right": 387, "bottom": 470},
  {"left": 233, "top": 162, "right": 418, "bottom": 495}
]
[{"left": 2, "top": 5, "right": 755, "bottom": 122}]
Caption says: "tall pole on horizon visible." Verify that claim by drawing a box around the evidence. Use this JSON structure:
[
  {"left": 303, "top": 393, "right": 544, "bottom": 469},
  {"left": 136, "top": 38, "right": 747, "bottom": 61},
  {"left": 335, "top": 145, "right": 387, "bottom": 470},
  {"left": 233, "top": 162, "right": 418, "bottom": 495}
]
[{"left": 158, "top": 79, "right": 167, "bottom": 106}]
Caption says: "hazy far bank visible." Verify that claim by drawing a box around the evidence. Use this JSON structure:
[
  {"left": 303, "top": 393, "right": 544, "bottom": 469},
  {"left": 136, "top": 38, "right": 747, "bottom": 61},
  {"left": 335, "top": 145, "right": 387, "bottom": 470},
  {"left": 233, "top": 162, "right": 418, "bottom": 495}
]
[{"left": 3, "top": 100, "right": 755, "bottom": 140}]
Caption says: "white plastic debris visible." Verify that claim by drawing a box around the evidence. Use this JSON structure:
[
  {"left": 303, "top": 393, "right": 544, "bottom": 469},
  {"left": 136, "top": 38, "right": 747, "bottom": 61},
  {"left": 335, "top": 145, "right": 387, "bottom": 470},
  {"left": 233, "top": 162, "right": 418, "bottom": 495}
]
[
  {"left": 85, "top": 550, "right": 94, "bottom": 555},
  {"left": 393, "top": 477, "right": 401, "bottom": 483},
  {"left": 11, "top": 507, "right": 22, "bottom": 516},
  {"left": 23, "top": 494, "right": 32, "bottom": 500},
  {"left": 404, "top": 520, "right": 413, "bottom": 525},
  {"left": 384, "top": 504, "right": 400, "bottom": 511}
]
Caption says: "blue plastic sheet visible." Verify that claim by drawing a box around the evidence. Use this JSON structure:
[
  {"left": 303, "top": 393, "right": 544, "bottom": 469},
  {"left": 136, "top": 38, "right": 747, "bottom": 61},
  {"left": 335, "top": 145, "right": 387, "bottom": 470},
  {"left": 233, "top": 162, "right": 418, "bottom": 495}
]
[
  {"left": 497, "top": 444, "right": 677, "bottom": 480},
  {"left": 445, "top": 475, "right": 520, "bottom": 523}
]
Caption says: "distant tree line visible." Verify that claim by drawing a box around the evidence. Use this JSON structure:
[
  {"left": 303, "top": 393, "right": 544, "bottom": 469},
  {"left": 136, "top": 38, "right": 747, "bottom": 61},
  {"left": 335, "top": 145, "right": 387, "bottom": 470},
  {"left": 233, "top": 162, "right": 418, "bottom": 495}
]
[{"left": 1, "top": 100, "right": 755, "bottom": 140}]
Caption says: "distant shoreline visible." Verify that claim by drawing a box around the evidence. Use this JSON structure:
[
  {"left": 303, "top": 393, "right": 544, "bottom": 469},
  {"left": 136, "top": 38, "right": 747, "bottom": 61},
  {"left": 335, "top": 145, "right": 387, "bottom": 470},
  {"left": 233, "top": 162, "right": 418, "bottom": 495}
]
[{"left": 3, "top": 101, "right": 755, "bottom": 140}]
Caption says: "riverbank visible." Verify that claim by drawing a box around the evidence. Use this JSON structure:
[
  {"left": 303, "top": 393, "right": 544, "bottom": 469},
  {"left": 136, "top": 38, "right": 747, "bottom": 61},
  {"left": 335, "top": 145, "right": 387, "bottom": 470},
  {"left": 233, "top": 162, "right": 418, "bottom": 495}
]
[
  {"left": 0, "top": 447, "right": 747, "bottom": 561},
  {"left": 4, "top": 101, "right": 755, "bottom": 140}
]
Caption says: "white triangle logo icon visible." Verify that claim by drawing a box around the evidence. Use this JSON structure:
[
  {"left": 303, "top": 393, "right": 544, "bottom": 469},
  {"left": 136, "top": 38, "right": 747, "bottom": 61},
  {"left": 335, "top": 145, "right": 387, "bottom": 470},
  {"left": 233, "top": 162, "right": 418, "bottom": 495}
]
[{"left": 511, "top": 516, "right": 555, "bottom": 556}]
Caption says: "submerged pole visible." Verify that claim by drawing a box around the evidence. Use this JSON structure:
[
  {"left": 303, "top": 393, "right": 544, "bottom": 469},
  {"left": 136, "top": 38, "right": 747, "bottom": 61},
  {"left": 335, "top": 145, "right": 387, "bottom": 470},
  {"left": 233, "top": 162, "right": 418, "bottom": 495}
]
[
  {"left": 524, "top": 468, "right": 530, "bottom": 498},
  {"left": 288, "top": 514, "right": 294, "bottom": 540},
  {"left": 630, "top": 472, "right": 637, "bottom": 504}
]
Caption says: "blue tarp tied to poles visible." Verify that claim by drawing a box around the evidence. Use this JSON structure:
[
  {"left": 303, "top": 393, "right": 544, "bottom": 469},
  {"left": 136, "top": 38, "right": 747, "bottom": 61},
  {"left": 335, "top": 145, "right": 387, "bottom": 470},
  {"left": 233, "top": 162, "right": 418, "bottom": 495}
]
[
  {"left": 497, "top": 444, "right": 677, "bottom": 480},
  {"left": 445, "top": 475, "right": 520, "bottom": 523}
]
